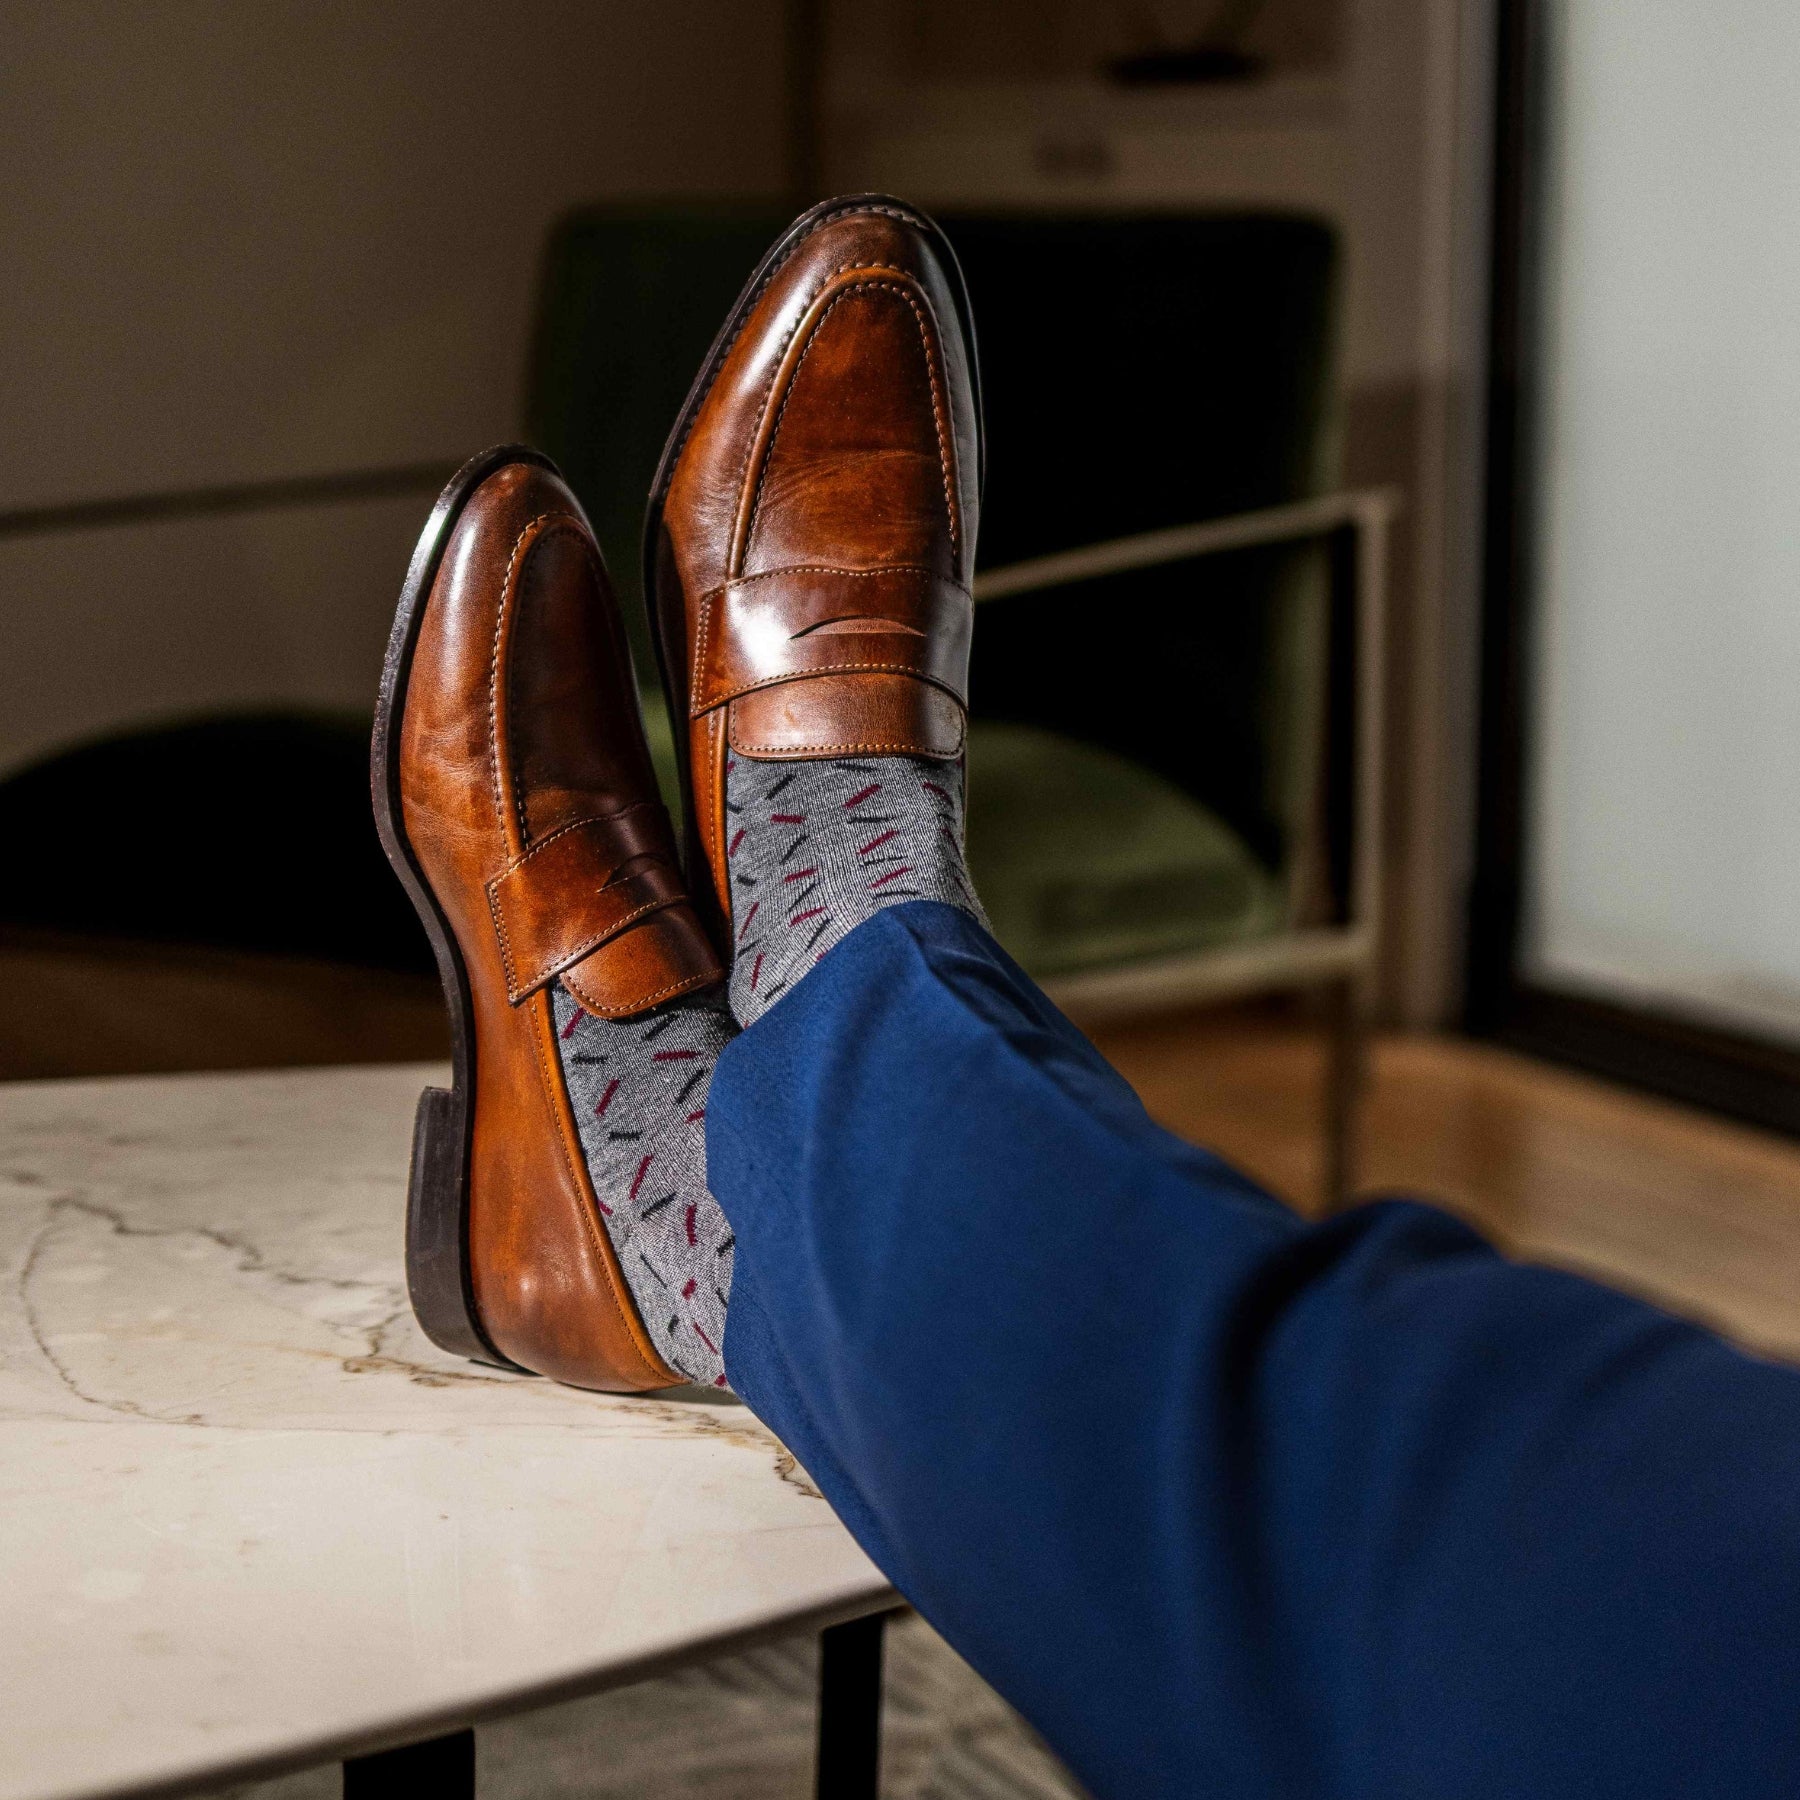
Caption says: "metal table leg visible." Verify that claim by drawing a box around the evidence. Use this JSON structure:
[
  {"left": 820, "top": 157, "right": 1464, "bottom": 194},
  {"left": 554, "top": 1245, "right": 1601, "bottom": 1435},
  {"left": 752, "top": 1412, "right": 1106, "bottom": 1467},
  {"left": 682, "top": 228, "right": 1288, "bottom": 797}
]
[
  {"left": 816, "top": 1612, "right": 887, "bottom": 1799},
  {"left": 343, "top": 1728, "right": 475, "bottom": 1800},
  {"left": 337, "top": 1617, "right": 886, "bottom": 1800}
]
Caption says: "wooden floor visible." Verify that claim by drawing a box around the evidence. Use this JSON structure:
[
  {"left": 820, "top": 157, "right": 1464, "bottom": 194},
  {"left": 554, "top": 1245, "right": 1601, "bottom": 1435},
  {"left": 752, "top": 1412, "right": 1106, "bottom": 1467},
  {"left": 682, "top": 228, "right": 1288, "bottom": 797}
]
[
  {"left": 7, "top": 933, "right": 1800, "bottom": 1364},
  {"left": 1093, "top": 1006, "right": 1800, "bottom": 1361}
]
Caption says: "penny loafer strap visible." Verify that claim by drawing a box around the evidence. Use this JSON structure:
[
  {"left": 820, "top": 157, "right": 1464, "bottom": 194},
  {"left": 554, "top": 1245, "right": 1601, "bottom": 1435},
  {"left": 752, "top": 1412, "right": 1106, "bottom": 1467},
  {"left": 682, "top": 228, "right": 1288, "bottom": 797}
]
[{"left": 691, "top": 564, "right": 972, "bottom": 715}]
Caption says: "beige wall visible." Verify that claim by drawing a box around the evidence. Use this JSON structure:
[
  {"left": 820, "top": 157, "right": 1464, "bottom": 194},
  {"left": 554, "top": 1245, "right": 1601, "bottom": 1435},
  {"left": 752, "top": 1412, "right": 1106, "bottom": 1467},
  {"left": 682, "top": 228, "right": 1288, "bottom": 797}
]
[{"left": 0, "top": 2, "right": 789, "bottom": 775}]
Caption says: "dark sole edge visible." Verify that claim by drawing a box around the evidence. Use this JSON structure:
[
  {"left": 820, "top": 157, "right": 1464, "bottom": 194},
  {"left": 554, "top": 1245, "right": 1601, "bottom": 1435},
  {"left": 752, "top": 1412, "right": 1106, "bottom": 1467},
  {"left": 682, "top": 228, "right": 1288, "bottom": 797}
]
[
  {"left": 640, "top": 193, "right": 986, "bottom": 918},
  {"left": 371, "top": 443, "right": 559, "bottom": 1373}
]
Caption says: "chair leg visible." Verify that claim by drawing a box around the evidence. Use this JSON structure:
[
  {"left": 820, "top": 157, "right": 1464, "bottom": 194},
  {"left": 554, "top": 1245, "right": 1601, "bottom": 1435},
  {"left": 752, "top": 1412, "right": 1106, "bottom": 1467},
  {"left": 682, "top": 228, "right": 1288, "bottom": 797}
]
[{"left": 1322, "top": 976, "right": 1368, "bottom": 1214}]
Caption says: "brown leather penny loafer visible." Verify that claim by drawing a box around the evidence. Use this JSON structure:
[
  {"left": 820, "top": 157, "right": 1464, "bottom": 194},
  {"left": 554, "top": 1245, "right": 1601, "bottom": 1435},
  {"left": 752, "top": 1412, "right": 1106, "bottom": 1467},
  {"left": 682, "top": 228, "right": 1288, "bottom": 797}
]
[
  {"left": 645, "top": 194, "right": 983, "bottom": 943},
  {"left": 374, "top": 446, "right": 721, "bottom": 1390}
]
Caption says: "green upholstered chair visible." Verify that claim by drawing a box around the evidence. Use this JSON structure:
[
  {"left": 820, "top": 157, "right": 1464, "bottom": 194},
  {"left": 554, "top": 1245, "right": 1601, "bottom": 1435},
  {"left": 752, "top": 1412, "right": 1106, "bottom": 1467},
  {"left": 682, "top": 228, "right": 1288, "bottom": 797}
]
[
  {"left": 527, "top": 205, "right": 796, "bottom": 673},
  {"left": 525, "top": 203, "right": 1391, "bottom": 1201}
]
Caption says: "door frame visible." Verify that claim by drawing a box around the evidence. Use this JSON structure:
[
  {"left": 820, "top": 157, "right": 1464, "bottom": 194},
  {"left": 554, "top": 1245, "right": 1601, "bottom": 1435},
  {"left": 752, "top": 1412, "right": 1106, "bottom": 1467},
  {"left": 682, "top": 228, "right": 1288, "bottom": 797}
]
[{"left": 1463, "top": 0, "right": 1800, "bottom": 1136}]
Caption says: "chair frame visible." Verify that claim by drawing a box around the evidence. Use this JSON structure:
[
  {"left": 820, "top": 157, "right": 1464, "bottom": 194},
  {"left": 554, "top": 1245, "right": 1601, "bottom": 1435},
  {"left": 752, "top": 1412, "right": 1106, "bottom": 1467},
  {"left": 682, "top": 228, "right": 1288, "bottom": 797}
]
[{"left": 972, "top": 488, "right": 1398, "bottom": 1207}]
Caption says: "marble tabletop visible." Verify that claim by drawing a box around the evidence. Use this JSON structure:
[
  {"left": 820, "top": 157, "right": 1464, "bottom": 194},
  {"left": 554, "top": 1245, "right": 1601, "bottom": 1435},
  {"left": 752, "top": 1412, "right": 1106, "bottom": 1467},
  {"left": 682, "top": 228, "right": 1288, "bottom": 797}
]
[{"left": 0, "top": 1063, "right": 890, "bottom": 1800}]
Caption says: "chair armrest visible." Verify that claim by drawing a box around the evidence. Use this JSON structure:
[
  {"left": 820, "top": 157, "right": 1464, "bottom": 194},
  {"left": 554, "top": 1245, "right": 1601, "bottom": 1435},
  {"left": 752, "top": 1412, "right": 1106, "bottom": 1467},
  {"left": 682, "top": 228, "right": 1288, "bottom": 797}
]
[
  {"left": 968, "top": 487, "right": 1397, "bottom": 949},
  {"left": 970, "top": 488, "right": 1400, "bottom": 602}
]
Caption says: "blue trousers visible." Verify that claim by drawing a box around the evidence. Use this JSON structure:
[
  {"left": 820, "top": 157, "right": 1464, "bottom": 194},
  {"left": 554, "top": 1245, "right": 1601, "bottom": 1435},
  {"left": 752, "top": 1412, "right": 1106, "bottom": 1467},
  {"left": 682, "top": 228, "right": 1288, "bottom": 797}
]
[{"left": 711, "top": 903, "right": 1800, "bottom": 1799}]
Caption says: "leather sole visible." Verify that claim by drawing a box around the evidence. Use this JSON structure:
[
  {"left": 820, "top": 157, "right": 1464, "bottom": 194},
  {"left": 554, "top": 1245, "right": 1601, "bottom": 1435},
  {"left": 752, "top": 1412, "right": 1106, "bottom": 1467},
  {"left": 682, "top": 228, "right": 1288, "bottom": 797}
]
[
  {"left": 371, "top": 443, "right": 559, "bottom": 1373},
  {"left": 640, "top": 193, "right": 986, "bottom": 921}
]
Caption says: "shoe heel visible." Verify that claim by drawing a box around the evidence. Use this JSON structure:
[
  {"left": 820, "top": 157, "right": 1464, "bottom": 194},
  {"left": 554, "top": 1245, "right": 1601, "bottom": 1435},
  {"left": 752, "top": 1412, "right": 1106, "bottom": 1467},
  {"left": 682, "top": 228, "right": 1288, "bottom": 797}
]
[{"left": 405, "top": 1084, "right": 524, "bottom": 1371}]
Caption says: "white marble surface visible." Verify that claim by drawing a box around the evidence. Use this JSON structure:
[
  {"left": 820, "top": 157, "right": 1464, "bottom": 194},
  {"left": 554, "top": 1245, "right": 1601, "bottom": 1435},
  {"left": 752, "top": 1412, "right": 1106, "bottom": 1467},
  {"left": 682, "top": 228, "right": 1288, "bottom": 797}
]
[{"left": 0, "top": 1064, "right": 889, "bottom": 1800}]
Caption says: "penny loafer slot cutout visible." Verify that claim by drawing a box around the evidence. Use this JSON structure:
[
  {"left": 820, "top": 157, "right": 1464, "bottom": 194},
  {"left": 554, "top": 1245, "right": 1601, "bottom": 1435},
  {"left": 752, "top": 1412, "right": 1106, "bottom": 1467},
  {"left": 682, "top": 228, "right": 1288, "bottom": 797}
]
[{"left": 487, "top": 811, "right": 697, "bottom": 1003}]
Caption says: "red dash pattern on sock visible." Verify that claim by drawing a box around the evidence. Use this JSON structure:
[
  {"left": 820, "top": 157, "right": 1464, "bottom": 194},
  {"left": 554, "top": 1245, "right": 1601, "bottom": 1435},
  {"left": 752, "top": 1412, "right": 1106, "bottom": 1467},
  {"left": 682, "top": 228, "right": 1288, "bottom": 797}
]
[
  {"left": 628, "top": 1154, "right": 653, "bottom": 1202},
  {"left": 869, "top": 865, "right": 914, "bottom": 889},
  {"left": 844, "top": 782, "right": 882, "bottom": 808},
  {"left": 727, "top": 826, "right": 745, "bottom": 857},
  {"left": 782, "top": 866, "right": 818, "bottom": 883},
  {"left": 681, "top": 1277, "right": 697, "bottom": 1299},
  {"left": 921, "top": 780, "right": 949, "bottom": 799},
  {"left": 737, "top": 899, "right": 760, "bottom": 939},
  {"left": 594, "top": 1077, "right": 621, "bottom": 1117},
  {"left": 858, "top": 828, "right": 899, "bottom": 855},
  {"left": 684, "top": 1202, "right": 699, "bottom": 1247},
  {"left": 652, "top": 1049, "right": 699, "bottom": 1062},
  {"left": 789, "top": 906, "right": 826, "bottom": 924},
  {"left": 559, "top": 1008, "right": 585, "bottom": 1040},
  {"left": 771, "top": 812, "right": 805, "bottom": 824},
  {"left": 694, "top": 1322, "right": 720, "bottom": 1354},
  {"left": 750, "top": 952, "right": 764, "bottom": 990},
  {"left": 686, "top": 1108, "right": 707, "bottom": 1123}
]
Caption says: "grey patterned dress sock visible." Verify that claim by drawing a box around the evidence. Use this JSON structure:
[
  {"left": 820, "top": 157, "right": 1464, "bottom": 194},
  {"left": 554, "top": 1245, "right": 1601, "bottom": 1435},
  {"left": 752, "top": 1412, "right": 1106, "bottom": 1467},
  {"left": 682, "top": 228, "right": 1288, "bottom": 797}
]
[
  {"left": 551, "top": 984, "right": 737, "bottom": 1388},
  {"left": 725, "top": 754, "right": 987, "bottom": 1027}
]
